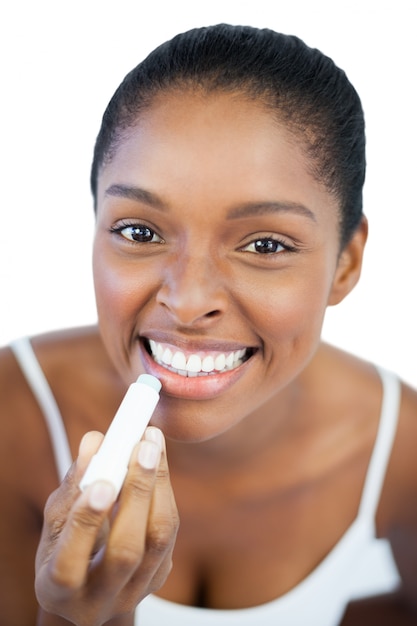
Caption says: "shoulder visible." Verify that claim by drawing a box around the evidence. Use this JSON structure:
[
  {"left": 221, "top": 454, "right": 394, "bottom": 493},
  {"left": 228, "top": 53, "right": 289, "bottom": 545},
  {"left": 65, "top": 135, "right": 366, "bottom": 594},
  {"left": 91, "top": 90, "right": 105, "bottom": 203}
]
[
  {"left": 332, "top": 348, "right": 417, "bottom": 532},
  {"left": 314, "top": 343, "right": 415, "bottom": 416},
  {"left": 311, "top": 343, "right": 417, "bottom": 526},
  {"left": 0, "top": 325, "right": 112, "bottom": 413},
  {"left": 31, "top": 326, "right": 126, "bottom": 448},
  {"left": 379, "top": 377, "right": 417, "bottom": 525},
  {"left": 309, "top": 343, "right": 384, "bottom": 422},
  {"left": 0, "top": 326, "right": 123, "bottom": 501},
  {"left": 0, "top": 327, "right": 109, "bottom": 621}
]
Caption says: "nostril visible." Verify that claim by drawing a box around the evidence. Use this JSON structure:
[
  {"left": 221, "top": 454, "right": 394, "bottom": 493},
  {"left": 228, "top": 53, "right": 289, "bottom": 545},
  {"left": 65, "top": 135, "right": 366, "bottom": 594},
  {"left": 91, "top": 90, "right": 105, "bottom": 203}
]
[
  {"left": 206, "top": 310, "right": 221, "bottom": 318},
  {"left": 156, "top": 276, "right": 226, "bottom": 325}
]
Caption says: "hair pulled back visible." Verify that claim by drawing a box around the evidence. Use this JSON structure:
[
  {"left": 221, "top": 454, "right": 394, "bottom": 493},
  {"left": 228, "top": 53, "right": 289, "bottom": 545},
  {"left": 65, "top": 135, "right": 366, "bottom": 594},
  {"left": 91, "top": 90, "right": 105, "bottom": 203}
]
[{"left": 91, "top": 24, "right": 365, "bottom": 247}]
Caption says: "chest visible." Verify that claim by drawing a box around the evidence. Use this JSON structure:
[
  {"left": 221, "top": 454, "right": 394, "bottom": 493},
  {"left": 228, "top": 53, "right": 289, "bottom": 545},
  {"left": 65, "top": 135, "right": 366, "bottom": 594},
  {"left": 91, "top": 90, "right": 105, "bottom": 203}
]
[{"left": 157, "top": 453, "right": 369, "bottom": 609}]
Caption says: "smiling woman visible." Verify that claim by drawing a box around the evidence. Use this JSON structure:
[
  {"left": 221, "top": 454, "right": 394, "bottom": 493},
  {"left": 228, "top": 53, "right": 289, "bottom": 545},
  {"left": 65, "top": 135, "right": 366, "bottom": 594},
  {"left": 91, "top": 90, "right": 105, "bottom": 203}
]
[
  {"left": 1, "top": 22, "right": 417, "bottom": 626},
  {"left": 92, "top": 87, "right": 350, "bottom": 438}
]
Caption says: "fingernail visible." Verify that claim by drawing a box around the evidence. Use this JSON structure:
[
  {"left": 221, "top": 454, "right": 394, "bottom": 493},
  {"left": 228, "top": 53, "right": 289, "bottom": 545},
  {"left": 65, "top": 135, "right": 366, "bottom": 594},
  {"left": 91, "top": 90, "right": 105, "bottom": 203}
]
[
  {"left": 138, "top": 440, "right": 160, "bottom": 470},
  {"left": 78, "top": 431, "right": 103, "bottom": 460},
  {"left": 144, "top": 426, "right": 164, "bottom": 447},
  {"left": 78, "top": 432, "right": 94, "bottom": 458},
  {"left": 88, "top": 481, "right": 116, "bottom": 511}
]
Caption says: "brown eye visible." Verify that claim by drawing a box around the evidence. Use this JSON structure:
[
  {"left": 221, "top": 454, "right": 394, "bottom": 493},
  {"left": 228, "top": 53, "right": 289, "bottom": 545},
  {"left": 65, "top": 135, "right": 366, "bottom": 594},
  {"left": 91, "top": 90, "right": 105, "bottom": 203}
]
[
  {"left": 113, "top": 223, "right": 163, "bottom": 244},
  {"left": 124, "top": 225, "right": 154, "bottom": 242},
  {"left": 244, "top": 237, "right": 285, "bottom": 254}
]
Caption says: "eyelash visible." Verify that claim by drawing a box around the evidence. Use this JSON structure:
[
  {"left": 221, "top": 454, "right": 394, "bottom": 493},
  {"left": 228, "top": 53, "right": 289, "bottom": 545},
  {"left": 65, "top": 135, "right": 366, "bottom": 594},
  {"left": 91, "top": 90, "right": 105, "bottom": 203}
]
[
  {"left": 240, "top": 236, "right": 298, "bottom": 255},
  {"left": 110, "top": 222, "right": 298, "bottom": 256},
  {"left": 110, "top": 221, "right": 164, "bottom": 244}
]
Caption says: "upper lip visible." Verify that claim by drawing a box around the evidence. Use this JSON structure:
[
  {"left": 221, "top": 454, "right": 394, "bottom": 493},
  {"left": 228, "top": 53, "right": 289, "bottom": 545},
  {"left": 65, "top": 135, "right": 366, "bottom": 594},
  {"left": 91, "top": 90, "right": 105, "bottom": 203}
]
[{"left": 140, "top": 332, "right": 257, "bottom": 354}]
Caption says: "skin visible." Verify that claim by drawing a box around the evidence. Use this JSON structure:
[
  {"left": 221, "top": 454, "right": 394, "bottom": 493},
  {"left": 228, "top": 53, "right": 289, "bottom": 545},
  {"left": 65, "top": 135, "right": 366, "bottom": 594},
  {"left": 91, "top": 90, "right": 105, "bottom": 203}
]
[
  {"left": 93, "top": 91, "right": 361, "bottom": 442},
  {"left": 1, "top": 90, "right": 417, "bottom": 625}
]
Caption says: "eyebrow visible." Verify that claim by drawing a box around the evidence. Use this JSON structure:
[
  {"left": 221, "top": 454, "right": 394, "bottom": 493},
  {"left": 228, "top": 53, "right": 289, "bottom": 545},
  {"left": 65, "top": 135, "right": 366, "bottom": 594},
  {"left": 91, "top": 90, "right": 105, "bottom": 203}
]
[
  {"left": 226, "top": 201, "right": 316, "bottom": 222},
  {"left": 105, "top": 184, "right": 316, "bottom": 222},
  {"left": 105, "top": 184, "right": 167, "bottom": 210}
]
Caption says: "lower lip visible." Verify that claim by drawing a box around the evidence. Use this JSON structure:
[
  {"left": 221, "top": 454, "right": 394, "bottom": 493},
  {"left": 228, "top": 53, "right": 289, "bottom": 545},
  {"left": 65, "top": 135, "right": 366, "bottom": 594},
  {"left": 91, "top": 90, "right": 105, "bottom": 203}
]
[{"left": 139, "top": 343, "right": 254, "bottom": 400}]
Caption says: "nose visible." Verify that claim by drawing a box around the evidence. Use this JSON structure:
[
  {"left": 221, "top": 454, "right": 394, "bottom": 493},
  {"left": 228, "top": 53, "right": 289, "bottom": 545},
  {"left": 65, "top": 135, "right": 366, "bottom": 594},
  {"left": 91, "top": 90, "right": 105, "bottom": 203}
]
[{"left": 156, "top": 253, "right": 228, "bottom": 326}]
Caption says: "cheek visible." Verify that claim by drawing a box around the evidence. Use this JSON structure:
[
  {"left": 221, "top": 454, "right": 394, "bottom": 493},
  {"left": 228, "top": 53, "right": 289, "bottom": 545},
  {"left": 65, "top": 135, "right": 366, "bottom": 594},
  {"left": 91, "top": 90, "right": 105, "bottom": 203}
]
[
  {"left": 247, "top": 263, "right": 332, "bottom": 350},
  {"left": 92, "top": 241, "right": 152, "bottom": 330}
]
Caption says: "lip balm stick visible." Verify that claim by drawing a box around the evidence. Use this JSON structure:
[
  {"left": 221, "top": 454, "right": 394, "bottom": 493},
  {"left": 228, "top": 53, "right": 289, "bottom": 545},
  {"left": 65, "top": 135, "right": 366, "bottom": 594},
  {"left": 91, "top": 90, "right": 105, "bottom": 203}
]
[{"left": 79, "top": 374, "right": 162, "bottom": 497}]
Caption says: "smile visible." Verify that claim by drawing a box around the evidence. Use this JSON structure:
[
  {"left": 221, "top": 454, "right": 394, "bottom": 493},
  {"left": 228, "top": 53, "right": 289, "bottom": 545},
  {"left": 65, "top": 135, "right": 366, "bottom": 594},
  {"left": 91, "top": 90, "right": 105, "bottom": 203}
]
[{"left": 147, "top": 339, "right": 253, "bottom": 377}]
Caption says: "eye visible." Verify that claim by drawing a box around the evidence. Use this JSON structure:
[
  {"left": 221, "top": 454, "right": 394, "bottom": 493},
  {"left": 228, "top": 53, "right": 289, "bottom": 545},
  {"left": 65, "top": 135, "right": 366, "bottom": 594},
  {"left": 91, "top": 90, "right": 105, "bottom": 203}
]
[
  {"left": 242, "top": 237, "right": 292, "bottom": 255},
  {"left": 111, "top": 222, "right": 164, "bottom": 244}
]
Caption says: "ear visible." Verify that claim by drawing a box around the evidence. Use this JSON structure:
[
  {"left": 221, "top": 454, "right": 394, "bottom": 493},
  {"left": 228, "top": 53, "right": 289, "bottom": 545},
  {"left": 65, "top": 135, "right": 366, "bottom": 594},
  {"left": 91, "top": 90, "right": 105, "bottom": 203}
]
[{"left": 328, "top": 216, "right": 368, "bottom": 306}]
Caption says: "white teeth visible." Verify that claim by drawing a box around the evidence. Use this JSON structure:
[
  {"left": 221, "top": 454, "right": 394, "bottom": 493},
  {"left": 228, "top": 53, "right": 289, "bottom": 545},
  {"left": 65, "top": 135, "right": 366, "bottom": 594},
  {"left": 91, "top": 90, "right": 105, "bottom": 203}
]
[
  {"left": 202, "top": 355, "right": 215, "bottom": 372},
  {"left": 171, "top": 351, "right": 187, "bottom": 370},
  {"left": 186, "top": 354, "right": 202, "bottom": 372},
  {"left": 214, "top": 353, "right": 226, "bottom": 371},
  {"left": 161, "top": 347, "right": 173, "bottom": 366},
  {"left": 148, "top": 341, "right": 250, "bottom": 376},
  {"left": 225, "top": 353, "right": 234, "bottom": 368}
]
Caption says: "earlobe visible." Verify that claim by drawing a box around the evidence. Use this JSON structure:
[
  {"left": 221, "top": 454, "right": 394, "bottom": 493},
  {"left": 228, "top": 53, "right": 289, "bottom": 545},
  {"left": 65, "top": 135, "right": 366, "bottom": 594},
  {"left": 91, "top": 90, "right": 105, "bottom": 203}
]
[{"left": 328, "top": 216, "right": 368, "bottom": 306}]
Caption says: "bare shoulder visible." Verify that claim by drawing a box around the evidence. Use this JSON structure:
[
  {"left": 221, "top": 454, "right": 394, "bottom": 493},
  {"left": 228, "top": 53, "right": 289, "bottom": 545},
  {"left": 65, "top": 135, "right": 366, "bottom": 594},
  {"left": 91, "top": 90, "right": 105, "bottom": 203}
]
[
  {"left": 315, "top": 342, "right": 416, "bottom": 419},
  {"left": 379, "top": 375, "right": 417, "bottom": 526},
  {"left": 0, "top": 328, "right": 97, "bottom": 621},
  {"left": 0, "top": 327, "right": 126, "bottom": 619},
  {"left": 0, "top": 327, "right": 125, "bottom": 622},
  {"left": 0, "top": 326, "right": 123, "bottom": 497},
  {"left": 321, "top": 343, "right": 417, "bottom": 521},
  {"left": 0, "top": 335, "right": 56, "bottom": 501},
  {"left": 34, "top": 326, "right": 126, "bottom": 448},
  {"left": 310, "top": 342, "right": 385, "bottom": 420},
  {"left": 396, "top": 377, "right": 417, "bottom": 450},
  {"left": 312, "top": 343, "right": 417, "bottom": 521},
  {"left": 0, "top": 325, "right": 113, "bottom": 400}
]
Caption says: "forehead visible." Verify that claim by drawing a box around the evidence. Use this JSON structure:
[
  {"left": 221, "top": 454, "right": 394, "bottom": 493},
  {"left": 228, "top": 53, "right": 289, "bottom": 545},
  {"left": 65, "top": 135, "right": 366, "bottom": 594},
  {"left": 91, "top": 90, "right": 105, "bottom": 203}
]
[
  {"left": 97, "top": 90, "right": 338, "bottom": 217},
  {"left": 113, "top": 90, "right": 301, "bottom": 169}
]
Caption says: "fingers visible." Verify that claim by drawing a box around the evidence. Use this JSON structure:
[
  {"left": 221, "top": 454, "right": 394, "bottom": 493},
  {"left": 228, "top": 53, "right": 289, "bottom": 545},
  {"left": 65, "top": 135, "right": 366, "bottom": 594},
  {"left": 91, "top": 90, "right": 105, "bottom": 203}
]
[
  {"left": 145, "top": 427, "right": 179, "bottom": 561},
  {"left": 99, "top": 427, "right": 179, "bottom": 599},
  {"left": 100, "top": 429, "right": 163, "bottom": 583},
  {"left": 77, "top": 431, "right": 105, "bottom": 477},
  {"left": 37, "top": 433, "right": 115, "bottom": 593},
  {"left": 136, "top": 428, "right": 179, "bottom": 594},
  {"left": 51, "top": 484, "right": 117, "bottom": 587},
  {"left": 35, "top": 427, "right": 178, "bottom": 620},
  {"left": 36, "top": 431, "right": 105, "bottom": 562}
]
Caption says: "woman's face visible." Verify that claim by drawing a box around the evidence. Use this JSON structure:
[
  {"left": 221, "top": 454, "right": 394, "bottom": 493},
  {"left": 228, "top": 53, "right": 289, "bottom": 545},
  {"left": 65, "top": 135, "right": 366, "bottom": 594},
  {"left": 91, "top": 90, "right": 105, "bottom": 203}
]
[{"left": 93, "top": 91, "right": 360, "bottom": 441}]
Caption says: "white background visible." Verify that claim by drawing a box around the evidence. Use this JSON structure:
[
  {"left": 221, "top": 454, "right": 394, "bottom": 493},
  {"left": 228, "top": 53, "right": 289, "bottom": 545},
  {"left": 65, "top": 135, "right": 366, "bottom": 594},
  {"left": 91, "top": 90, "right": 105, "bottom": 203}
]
[{"left": 0, "top": 0, "right": 415, "bottom": 386}]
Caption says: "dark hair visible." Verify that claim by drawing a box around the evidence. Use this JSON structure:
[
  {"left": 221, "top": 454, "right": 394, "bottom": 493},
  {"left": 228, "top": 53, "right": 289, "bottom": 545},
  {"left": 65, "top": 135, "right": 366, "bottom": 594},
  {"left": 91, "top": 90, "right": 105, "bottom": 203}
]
[{"left": 91, "top": 24, "right": 365, "bottom": 248}]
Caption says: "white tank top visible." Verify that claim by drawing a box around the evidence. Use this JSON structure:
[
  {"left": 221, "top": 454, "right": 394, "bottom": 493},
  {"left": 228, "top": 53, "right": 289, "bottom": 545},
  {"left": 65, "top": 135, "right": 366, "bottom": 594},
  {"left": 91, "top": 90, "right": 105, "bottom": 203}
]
[{"left": 11, "top": 337, "right": 402, "bottom": 625}]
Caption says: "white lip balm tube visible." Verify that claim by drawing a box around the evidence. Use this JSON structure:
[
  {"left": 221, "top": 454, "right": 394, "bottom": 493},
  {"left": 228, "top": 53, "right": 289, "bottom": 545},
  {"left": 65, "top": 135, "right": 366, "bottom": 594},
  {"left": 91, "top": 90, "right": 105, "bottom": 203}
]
[{"left": 79, "top": 373, "right": 162, "bottom": 497}]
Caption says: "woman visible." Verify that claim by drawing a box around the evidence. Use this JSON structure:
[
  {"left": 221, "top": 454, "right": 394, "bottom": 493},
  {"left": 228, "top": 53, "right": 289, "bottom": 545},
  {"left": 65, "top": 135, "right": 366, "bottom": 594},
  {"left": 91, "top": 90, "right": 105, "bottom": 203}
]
[{"left": 1, "top": 24, "right": 417, "bottom": 625}]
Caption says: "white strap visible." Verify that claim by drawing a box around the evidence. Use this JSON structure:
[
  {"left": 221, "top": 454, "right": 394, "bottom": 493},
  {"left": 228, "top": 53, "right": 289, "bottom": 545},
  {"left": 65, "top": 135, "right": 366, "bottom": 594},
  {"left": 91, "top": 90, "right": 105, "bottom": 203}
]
[
  {"left": 358, "top": 366, "right": 401, "bottom": 520},
  {"left": 10, "top": 337, "right": 73, "bottom": 482}
]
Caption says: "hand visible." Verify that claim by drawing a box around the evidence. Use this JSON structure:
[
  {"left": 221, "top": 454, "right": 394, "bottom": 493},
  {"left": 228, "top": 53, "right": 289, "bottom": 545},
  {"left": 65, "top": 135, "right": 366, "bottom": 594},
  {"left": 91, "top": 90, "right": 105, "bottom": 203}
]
[{"left": 35, "top": 427, "right": 179, "bottom": 626}]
